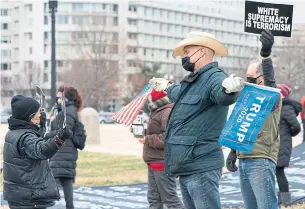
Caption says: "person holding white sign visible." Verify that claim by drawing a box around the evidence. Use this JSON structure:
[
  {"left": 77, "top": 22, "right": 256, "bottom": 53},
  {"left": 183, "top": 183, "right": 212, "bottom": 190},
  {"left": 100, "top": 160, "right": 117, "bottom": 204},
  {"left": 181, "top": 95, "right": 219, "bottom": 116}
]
[
  {"left": 150, "top": 31, "right": 244, "bottom": 209},
  {"left": 226, "top": 30, "right": 281, "bottom": 209},
  {"left": 131, "top": 90, "right": 183, "bottom": 209}
]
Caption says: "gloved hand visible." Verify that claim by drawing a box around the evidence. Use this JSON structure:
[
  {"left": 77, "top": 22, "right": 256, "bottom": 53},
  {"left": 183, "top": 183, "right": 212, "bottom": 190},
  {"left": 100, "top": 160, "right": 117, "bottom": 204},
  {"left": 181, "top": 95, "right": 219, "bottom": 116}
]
[
  {"left": 150, "top": 77, "right": 173, "bottom": 91},
  {"left": 260, "top": 29, "right": 274, "bottom": 58},
  {"left": 56, "top": 127, "right": 73, "bottom": 141},
  {"left": 226, "top": 150, "right": 238, "bottom": 172},
  {"left": 222, "top": 74, "right": 244, "bottom": 94},
  {"left": 40, "top": 111, "right": 47, "bottom": 128}
]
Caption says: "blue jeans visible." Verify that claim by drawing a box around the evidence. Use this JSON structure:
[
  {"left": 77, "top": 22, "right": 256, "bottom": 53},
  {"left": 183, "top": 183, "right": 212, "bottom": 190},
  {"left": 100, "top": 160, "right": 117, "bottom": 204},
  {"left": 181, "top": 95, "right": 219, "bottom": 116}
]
[
  {"left": 239, "top": 159, "right": 278, "bottom": 209},
  {"left": 179, "top": 169, "right": 222, "bottom": 209}
]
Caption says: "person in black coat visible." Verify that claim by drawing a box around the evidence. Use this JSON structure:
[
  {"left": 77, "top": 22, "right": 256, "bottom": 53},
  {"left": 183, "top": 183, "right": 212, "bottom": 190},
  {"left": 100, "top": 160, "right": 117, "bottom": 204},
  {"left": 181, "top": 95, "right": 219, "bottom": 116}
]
[
  {"left": 276, "top": 84, "right": 302, "bottom": 206},
  {"left": 3, "top": 95, "right": 72, "bottom": 209},
  {"left": 46, "top": 86, "right": 84, "bottom": 209}
]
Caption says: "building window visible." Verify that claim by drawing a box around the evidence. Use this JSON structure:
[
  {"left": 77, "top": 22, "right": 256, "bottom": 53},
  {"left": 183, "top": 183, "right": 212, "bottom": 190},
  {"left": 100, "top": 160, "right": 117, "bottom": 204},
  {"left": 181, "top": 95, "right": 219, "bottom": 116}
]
[
  {"left": 13, "top": 48, "right": 19, "bottom": 57},
  {"left": 144, "top": 7, "right": 147, "bottom": 15},
  {"left": 1, "top": 36, "right": 10, "bottom": 43},
  {"left": 113, "top": 17, "right": 118, "bottom": 26},
  {"left": 143, "top": 48, "right": 146, "bottom": 55},
  {"left": 1, "top": 77, "right": 12, "bottom": 85},
  {"left": 129, "top": 5, "right": 137, "bottom": 12},
  {"left": 92, "top": 3, "right": 106, "bottom": 12},
  {"left": 25, "top": 32, "right": 32, "bottom": 40},
  {"left": 1, "top": 63, "right": 10, "bottom": 70},
  {"left": 25, "top": 4, "right": 32, "bottom": 12},
  {"left": 29, "top": 47, "right": 32, "bottom": 54},
  {"left": 128, "top": 46, "right": 137, "bottom": 53},
  {"left": 1, "top": 23, "right": 8, "bottom": 30},
  {"left": 72, "top": 3, "right": 84, "bottom": 11},
  {"left": 43, "top": 73, "right": 48, "bottom": 83},
  {"left": 128, "top": 19, "right": 137, "bottom": 26},
  {"left": 44, "top": 44, "right": 47, "bottom": 54},
  {"left": 25, "top": 61, "right": 33, "bottom": 69},
  {"left": 1, "top": 49, "right": 10, "bottom": 58},
  {"left": 44, "top": 32, "right": 48, "bottom": 41},
  {"left": 44, "top": 60, "right": 49, "bottom": 68},
  {"left": 44, "top": 3, "right": 48, "bottom": 13},
  {"left": 72, "top": 16, "right": 87, "bottom": 25},
  {"left": 1, "top": 9, "right": 8, "bottom": 16},
  {"left": 44, "top": 16, "right": 48, "bottom": 25},
  {"left": 127, "top": 60, "right": 137, "bottom": 67},
  {"left": 113, "top": 4, "right": 118, "bottom": 13},
  {"left": 112, "top": 33, "right": 118, "bottom": 41},
  {"left": 57, "top": 15, "right": 69, "bottom": 24},
  {"left": 128, "top": 33, "right": 137, "bottom": 39},
  {"left": 109, "top": 45, "right": 118, "bottom": 53},
  {"left": 57, "top": 60, "right": 64, "bottom": 67}
]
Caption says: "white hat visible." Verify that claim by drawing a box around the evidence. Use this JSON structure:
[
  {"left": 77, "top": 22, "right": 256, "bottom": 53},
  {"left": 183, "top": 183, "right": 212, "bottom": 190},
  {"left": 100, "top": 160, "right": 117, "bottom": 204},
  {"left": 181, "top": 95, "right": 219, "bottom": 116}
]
[{"left": 173, "top": 31, "right": 228, "bottom": 57}]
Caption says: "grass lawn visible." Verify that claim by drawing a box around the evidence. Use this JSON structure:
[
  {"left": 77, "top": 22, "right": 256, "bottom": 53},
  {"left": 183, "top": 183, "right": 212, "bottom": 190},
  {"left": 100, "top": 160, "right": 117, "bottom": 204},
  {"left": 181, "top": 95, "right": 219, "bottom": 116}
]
[{"left": 75, "top": 151, "right": 147, "bottom": 187}]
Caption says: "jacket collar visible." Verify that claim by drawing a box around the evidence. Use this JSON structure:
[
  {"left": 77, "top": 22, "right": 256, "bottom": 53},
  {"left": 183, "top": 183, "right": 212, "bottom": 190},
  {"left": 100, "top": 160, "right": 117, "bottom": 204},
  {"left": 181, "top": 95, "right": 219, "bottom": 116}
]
[{"left": 181, "top": 62, "right": 219, "bottom": 83}]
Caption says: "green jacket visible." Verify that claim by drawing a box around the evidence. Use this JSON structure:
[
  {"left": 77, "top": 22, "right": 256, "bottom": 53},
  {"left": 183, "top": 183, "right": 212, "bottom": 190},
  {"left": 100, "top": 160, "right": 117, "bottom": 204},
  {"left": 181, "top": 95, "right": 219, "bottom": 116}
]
[
  {"left": 238, "top": 57, "right": 281, "bottom": 164},
  {"left": 165, "top": 62, "right": 239, "bottom": 176}
]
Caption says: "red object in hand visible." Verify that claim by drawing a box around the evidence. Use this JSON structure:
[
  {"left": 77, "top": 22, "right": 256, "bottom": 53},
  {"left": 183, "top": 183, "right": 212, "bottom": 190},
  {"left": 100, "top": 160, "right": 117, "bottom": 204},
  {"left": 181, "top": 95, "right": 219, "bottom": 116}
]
[{"left": 151, "top": 89, "right": 167, "bottom": 102}]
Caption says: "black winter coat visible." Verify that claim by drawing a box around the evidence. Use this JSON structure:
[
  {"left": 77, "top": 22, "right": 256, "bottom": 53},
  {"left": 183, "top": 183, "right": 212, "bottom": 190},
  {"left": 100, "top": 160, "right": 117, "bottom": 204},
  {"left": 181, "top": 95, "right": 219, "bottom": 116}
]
[
  {"left": 277, "top": 98, "right": 302, "bottom": 167},
  {"left": 47, "top": 101, "right": 79, "bottom": 178},
  {"left": 3, "top": 118, "right": 60, "bottom": 208}
]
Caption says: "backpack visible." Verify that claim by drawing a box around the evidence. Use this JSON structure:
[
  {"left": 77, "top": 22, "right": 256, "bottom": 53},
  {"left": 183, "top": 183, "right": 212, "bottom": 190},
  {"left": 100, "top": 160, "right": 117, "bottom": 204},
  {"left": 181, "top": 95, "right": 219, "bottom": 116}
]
[{"left": 73, "top": 118, "right": 87, "bottom": 150}]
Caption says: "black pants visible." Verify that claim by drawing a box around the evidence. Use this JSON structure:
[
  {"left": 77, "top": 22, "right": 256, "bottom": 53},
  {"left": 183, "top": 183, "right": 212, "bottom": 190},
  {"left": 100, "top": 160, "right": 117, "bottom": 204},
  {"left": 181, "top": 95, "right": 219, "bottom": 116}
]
[
  {"left": 147, "top": 168, "right": 183, "bottom": 209},
  {"left": 57, "top": 177, "right": 74, "bottom": 209},
  {"left": 276, "top": 167, "right": 289, "bottom": 192}
]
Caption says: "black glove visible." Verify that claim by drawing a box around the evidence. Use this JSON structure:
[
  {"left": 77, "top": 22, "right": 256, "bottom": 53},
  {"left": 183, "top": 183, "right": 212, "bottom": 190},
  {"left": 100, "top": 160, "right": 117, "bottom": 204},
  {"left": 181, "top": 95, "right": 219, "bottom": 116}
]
[
  {"left": 226, "top": 150, "right": 238, "bottom": 172},
  {"left": 40, "top": 111, "right": 47, "bottom": 128},
  {"left": 57, "top": 127, "right": 73, "bottom": 141},
  {"left": 260, "top": 29, "right": 274, "bottom": 58}
]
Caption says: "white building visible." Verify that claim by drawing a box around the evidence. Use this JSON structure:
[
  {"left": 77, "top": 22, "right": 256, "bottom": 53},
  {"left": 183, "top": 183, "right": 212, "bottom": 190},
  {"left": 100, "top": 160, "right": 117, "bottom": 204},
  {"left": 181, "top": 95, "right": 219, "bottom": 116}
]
[{"left": 0, "top": 0, "right": 260, "bottom": 109}]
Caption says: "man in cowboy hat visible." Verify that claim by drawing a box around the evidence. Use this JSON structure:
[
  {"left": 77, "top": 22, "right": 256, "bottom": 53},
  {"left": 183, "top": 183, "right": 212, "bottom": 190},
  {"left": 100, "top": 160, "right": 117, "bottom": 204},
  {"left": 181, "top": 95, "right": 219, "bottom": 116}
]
[{"left": 150, "top": 31, "right": 244, "bottom": 209}]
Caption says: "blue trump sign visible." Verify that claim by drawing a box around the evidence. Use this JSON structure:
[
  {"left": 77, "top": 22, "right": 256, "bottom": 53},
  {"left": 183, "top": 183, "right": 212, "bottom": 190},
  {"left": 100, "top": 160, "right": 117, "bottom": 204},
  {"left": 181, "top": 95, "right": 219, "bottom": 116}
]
[{"left": 219, "top": 83, "right": 280, "bottom": 153}]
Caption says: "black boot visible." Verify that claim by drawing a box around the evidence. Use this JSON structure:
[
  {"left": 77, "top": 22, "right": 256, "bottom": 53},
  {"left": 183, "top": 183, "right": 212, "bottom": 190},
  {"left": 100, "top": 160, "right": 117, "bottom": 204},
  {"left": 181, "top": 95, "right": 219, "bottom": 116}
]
[{"left": 280, "top": 192, "right": 291, "bottom": 206}]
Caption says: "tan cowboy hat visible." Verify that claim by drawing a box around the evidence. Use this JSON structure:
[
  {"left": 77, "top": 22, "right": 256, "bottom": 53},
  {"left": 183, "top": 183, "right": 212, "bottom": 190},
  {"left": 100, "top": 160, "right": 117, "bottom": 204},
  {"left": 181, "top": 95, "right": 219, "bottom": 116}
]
[{"left": 173, "top": 31, "right": 228, "bottom": 57}]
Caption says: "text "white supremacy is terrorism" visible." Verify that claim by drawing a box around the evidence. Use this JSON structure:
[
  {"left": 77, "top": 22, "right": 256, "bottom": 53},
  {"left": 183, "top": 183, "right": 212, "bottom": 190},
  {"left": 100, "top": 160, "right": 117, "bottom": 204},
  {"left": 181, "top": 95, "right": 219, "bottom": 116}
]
[{"left": 247, "top": 7, "right": 291, "bottom": 31}]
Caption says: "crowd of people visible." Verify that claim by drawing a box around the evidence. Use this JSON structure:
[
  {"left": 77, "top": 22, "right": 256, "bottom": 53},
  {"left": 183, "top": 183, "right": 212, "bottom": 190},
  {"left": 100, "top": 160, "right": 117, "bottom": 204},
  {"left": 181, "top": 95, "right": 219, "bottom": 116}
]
[{"left": 2, "top": 29, "right": 305, "bottom": 209}]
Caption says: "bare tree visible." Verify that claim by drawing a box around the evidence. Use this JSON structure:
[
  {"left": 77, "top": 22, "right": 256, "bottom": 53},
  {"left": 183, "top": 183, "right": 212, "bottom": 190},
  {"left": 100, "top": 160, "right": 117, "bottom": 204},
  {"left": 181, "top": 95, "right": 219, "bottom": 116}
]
[
  {"left": 127, "top": 62, "right": 163, "bottom": 97},
  {"left": 274, "top": 33, "right": 305, "bottom": 99},
  {"left": 61, "top": 30, "right": 120, "bottom": 110},
  {"left": 13, "top": 62, "right": 42, "bottom": 97}
]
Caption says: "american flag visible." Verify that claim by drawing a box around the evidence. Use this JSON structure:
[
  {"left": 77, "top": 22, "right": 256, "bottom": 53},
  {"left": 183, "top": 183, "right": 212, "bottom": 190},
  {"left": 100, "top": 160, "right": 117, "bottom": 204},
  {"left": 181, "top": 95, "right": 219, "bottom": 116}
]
[{"left": 112, "top": 83, "right": 152, "bottom": 126}]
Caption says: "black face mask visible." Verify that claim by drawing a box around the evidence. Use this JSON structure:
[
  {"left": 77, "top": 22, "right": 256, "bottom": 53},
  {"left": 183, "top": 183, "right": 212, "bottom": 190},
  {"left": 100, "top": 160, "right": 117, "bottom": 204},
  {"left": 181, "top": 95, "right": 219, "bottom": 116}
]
[
  {"left": 246, "top": 77, "right": 257, "bottom": 84},
  {"left": 247, "top": 75, "right": 263, "bottom": 84},
  {"left": 181, "top": 48, "right": 204, "bottom": 72}
]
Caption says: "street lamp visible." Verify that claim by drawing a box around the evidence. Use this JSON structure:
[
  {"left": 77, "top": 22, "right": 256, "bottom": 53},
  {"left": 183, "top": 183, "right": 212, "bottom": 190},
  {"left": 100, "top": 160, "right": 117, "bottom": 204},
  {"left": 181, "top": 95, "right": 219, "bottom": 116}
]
[{"left": 49, "top": 0, "right": 57, "bottom": 105}]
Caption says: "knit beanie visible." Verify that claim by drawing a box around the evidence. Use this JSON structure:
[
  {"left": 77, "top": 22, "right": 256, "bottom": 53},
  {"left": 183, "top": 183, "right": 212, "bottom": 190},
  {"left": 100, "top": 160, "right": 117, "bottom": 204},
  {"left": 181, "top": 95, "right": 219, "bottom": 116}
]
[
  {"left": 11, "top": 95, "right": 40, "bottom": 121},
  {"left": 151, "top": 90, "right": 167, "bottom": 102},
  {"left": 277, "top": 84, "right": 292, "bottom": 98}
]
